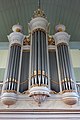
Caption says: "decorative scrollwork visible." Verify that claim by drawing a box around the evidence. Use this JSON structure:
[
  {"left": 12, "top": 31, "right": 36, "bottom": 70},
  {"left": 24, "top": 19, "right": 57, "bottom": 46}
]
[
  {"left": 48, "top": 35, "right": 55, "bottom": 45},
  {"left": 23, "top": 35, "right": 30, "bottom": 45},
  {"left": 62, "top": 89, "right": 76, "bottom": 93},
  {"left": 2, "top": 90, "right": 17, "bottom": 93},
  {"left": 33, "top": 8, "right": 46, "bottom": 18}
]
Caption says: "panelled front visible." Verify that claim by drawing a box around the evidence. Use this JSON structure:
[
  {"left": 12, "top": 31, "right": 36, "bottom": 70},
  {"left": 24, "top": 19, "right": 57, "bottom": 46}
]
[
  {"left": 49, "top": 50, "right": 60, "bottom": 93},
  {"left": 3, "top": 44, "right": 21, "bottom": 92},
  {"left": 19, "top": 50, "right": 30, "bottom": 93}
]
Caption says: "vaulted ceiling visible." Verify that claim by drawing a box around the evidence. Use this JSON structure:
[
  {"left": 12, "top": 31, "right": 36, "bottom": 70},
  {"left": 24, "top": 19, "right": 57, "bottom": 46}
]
[{"left": 0, "top": 0, "right": 80, "bottom": 42}]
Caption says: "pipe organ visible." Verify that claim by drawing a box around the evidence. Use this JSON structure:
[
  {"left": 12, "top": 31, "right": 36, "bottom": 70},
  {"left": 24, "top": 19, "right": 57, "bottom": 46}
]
[{"left": 1, "top": 8, "right": 78, "bottom": 106}]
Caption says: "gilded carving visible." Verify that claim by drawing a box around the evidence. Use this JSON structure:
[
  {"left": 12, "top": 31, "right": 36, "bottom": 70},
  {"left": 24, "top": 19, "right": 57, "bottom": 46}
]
[
  {"left": 48, "top": 35, "right": 55, "bottom": 45},
  {"left": 62, "top": 89, "right": 76, "bottom": 93},
  {"left": 23, "top": 35, "right": 30, "bottom": 45},
  {"left": 33, "top": 8, "right": 46, "bottom": 18},
  {"left": 31, "top": 84, "right": 48, "bottom": 88},
  {"left": 3, "top": 90, "right": 17, "bottom": 93}
]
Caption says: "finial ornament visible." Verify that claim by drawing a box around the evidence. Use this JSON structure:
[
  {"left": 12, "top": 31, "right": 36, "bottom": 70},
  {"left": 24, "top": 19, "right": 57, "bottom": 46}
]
[
  {"left": 33, "top": 8, "right": 46, "bottom": 18},
  {"left": 32, "top": 0, "right": 46, "bottom": 18},
  {"left": 55, "top": 24, "right": 66, "bottom": 32},
  {"left": 12, "top": 24, "right": 23, "bottom": 32}
]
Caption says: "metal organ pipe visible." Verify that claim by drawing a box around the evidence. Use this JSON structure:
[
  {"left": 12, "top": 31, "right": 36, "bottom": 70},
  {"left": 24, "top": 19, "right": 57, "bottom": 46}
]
[
  {"left": 57, "top": 43, "right": 75, "bottom": 91},
  {"left": 1, "top": 24, "right": 25, "bottom": 106},
  {"left": 30, "top": 30, "right": 49, "bottom": 87}
]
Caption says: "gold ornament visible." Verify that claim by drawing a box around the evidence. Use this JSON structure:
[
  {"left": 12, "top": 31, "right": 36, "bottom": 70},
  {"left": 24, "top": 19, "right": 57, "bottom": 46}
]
[{"left": 33, "top": 8, "right": 46, "bottom": 18}]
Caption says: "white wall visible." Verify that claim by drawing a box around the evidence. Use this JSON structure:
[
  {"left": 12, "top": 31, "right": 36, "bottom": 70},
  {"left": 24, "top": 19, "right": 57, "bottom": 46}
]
[{"left": 70, "top": 49, "right": 80, "bottom": 82}]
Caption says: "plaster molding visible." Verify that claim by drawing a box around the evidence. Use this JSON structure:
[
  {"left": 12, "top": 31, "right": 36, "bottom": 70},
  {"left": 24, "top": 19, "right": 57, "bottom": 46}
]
[
  {"left": 8, "top": 32, "right": 25, "bottom": 45},
  {"left": 53, "top": 32, "right": 70, "bottom": 45},
  {"left": 29, "top": 17, "right": 49, "bottom": 32},
  {"left": 0, "top": 110, "right": 80, "bottom": 120}
]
